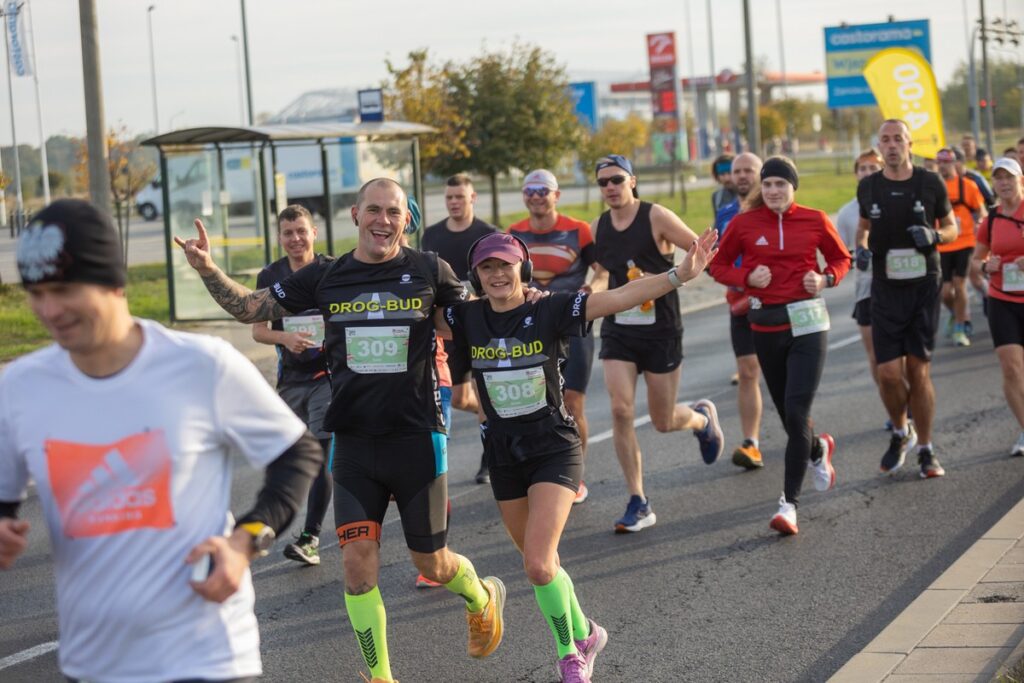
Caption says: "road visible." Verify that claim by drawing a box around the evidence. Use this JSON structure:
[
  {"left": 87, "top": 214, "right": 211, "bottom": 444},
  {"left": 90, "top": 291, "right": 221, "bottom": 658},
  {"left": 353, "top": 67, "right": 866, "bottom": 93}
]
[{"left": 1, "top": 278, "right": 1019, "bottom": 682}]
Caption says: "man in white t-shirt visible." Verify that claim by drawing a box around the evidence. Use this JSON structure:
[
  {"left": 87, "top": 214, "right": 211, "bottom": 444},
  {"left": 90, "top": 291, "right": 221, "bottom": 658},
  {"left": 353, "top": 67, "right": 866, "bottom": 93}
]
[{"left": 0, "top": 200, "right": 323, "bottom": 683}]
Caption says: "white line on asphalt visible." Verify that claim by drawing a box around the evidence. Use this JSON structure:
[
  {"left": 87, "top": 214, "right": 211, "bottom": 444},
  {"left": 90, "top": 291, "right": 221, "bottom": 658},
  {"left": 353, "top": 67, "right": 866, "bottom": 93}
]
[
  {"left": 0, "top": 640, "right": 58, "bottom": 671},
  {"left": 828, "top": 334, "right": 861, "bottom": 351}
]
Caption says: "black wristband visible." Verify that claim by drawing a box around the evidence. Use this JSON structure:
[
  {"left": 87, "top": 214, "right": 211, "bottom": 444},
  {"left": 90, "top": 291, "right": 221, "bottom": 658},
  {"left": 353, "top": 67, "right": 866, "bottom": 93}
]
[
  {"left": 0, "top": 500, "right": 21, "bottom": 519},
  {"left": 825, "top": 273, "right": 836, "bottom": 288}
]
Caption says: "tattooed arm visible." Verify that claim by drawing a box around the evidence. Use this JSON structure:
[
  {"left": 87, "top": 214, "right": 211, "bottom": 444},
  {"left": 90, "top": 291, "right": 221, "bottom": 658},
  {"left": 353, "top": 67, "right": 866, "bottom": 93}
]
[{"left": 174, "top": 219, "right": 289, "bottom": 323}]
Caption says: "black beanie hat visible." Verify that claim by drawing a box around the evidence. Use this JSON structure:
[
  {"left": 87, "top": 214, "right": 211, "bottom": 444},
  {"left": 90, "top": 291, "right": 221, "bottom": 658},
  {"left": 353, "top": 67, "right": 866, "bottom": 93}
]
[
  {"left": 17, "top": 199, "right": 127, "bottom": 287},
  {"left": 760, "top": 157, "right": 799, "bottom": 190}
]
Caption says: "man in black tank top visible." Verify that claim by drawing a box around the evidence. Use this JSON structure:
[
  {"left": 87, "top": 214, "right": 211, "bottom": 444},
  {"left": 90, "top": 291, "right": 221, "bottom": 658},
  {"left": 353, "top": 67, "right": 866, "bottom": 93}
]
[{"left": 591, "top": 155, "right": 726, "bottom": 534}]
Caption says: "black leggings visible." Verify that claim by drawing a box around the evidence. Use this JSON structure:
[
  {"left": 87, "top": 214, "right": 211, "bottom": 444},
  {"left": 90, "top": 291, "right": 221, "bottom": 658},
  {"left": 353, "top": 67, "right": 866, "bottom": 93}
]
[
  {"left": 303, "top": 437, "right": 334, "bottom": 535},
  {"left": 753, "top": 329, "right": 828, "bottom": 506}
]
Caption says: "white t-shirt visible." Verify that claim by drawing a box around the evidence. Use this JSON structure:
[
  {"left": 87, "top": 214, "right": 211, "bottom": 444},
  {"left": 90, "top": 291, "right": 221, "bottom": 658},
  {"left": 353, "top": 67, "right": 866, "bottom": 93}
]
[
  {"left": 0, "top": 319, "right": 306, "bottom": 683},
  {"left": 835, "top": 196, "right": 873, "bottom": 303}
]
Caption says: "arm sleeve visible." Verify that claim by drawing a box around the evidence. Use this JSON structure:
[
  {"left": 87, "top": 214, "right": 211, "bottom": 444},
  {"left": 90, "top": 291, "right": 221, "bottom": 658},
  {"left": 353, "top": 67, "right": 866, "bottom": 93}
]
[
  {"left": 708, "top": 218, "right": 749, "bottom": 287},
  {"left": 234, "top": 430, "right": 323, "bottom": 534},
  {"left": 434, "top": 257, "right": 468, "bottom": 307},
  {"left": 443, "top": 303, "right": 465, "bottom": 346},
  {"left": 271, "top": 259, "right": 328, "bottom": 314},
  {"left": 551, "top": 291, "right": 590, "bottom": 337},
  {"left": 818, "top": 211, "right": 852, "bottom": 284},
  {"left": 857, "top": 177, "right": 872, "bottom": 219},
  {"left": 0, "top": 379, "right": 28, "bottom": 514}
]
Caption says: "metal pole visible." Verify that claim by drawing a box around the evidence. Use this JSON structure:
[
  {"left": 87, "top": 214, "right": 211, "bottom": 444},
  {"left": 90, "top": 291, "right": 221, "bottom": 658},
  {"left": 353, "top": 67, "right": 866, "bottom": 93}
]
[
  {"left": 78, "top": 0, "right": 110, "bottom": 213},
  {"left": 239, "top": 0, "right": 254, "bottom": 126},
  {"left": 705, "top": 0, "right": 720, "bottom": 155},
  {"left": 3, "top": 3, "right": 24, "bottom": 225},
  {"left": 969, "top": 26, "right": 981, "bottom": 143},
  {"left": 742, "top": 0, "right": 760, "bottom": 156},
  {"left": 25, "top": 0, "right": 47, "bottom": 204},
  {"left": 776, "top": 0, "right": 787, "bottom": 100},
  {"left": 230, "top": 35, "right": 245, "bottom": 125},
  {"left": 147, "top": 5, "right": 158, "bottom": 134},
  {"left": 980, "top": 0, "right": 995, "bottom": 154},
  {"left": 319, "top": 140, "right": 333, "bottom": 255},
  {"left": 411, "top": 137, "right": 422, "bottom": 249},
  {"left": 684, "top": 0, "right": 700, "bottom": 160}
]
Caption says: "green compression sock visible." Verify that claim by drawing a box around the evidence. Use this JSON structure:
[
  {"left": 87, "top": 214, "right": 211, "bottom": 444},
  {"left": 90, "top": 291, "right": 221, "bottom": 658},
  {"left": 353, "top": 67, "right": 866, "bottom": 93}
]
[
  {"left": 534, "top": 572, "right": 576, "bottom": 657},
  {"left": 558, "top": 568, "right": 590, "bottom": 641},
  {"left": 444, "top": 554, "right": 489, "bottom": 613},
  {"left": 344, "top": 587, "right": 392, "bottom": 681}
]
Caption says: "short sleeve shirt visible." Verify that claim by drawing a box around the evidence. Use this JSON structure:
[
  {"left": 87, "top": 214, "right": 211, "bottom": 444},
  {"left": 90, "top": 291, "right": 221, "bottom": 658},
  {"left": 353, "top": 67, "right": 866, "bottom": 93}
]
[
  {"left": 507, "top": 214, "right": 596, "bottom": 292},
  {"left": 977, "top": 204, "right": 1024, "bottom": 304},
  {"left": 421, "top": 217, "right": 498, "bottom": 282},
  {"left": 444, "top": 292, "right": 589, "bottom": 430},
  {"left": 270, "top": 247, "right": 466, "bottom": 435}
]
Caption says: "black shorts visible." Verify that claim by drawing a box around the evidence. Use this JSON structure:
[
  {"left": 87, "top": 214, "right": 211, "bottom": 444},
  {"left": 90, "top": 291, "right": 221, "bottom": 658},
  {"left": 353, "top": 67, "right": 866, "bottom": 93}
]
[
  {"left": 730, "top": 313, "right": 756, "bottom": 357},
  {"left": 484, "top": 421, "right": 583, "bottom": 500},
  {"left": 871, "top": 276, "right": 942, "bottom": 364},
  {"left": 445, "top": 336, "right": 472, "bottom": 384},
  {"left": 989, "top": 296, "right": 1024, "bottom": 348},
  {"left": 278, "top": 379, "right": 332, "bottom": 440},
  {"left": 940, "top": 248, "right": 973, "bottom": 282},
  {"left": 853, "top": 298, "right": 872, "bottom": 327},
  {"left": 562, "top": 333, "right": 595, "bottom": 393},
  {"left": 598, "top": 332, "right": 683, "bottom": 374},
  {"left": 332, "top": 432, "right": 448, "bottom": 553}
]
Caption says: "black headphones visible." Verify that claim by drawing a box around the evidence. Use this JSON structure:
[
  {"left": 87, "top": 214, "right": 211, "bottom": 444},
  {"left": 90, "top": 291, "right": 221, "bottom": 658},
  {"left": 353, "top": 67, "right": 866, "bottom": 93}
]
[{"left": 466, "top": 232, "right": 533, "bottom": 295}]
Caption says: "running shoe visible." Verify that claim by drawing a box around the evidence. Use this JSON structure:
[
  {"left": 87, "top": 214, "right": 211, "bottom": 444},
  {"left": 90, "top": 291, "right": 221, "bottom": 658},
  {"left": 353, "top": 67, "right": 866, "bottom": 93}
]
[
  {"left": 475, "top": 453, "right": 490, "bottom": 485},
  {"left": 732, "top": 439, "right": 764, "bottom": 469},
  {"left": 811, "top": 433, "right": 837, "bottom": 492},
  {"left": 880, "top": 423, "right": 918, "bottom": 475},
  {"left": 944, "top": 316, "right": 955, "bottom": 339},
  {"left": 1012, "top": 433, "right": 1024, "bottom": 458},
  {"left": 415, "top": 573, "right": 442, "bottom": 588},
  {"left": 614, "top": 495, "right": 656, "bottom": 533},
  {"left": 557, "top": 651, "right": 590, "bottom": 682},
  {"left": 283, "top": 531, "right": 320, "bottom": 566},
  {"left": 575, "top": 618, "right": 608, "bottom": 678},
  {"left": 467, "top": 576, "right": 505, "bottom": 659},
  {"left": 573, "top": 480, "right": 589, "bottom": 505},
  {"left": 730, "top": 372, "right": 739, "bottom": 386},
  {"left": 692, "top": 399, "right": 725, "bottom": 464},
  {"left": 769, "top": 494, "right": 798, "bottom": 536},
  {"left": 952, "top": 325, "right": 971, "bottom": 347},
  {"left": 964, "top": 320, "right": 974, "bottom": 337},
  {"left": 918, "top": 448, "right": 946, "bottom": 479}
]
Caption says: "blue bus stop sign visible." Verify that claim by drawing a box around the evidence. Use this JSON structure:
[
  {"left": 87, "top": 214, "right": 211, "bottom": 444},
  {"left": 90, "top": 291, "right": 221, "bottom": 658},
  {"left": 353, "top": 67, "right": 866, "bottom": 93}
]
[
  {"left": 824, "top": 20, "right": 931, "bottom": 109},
  {"left": 569, "top": 82, "right": 599, "bottom": 132}
]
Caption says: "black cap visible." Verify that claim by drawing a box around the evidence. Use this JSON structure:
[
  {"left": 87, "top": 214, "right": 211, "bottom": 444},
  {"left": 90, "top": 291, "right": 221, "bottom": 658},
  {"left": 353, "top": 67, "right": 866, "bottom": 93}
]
[{"left": 17, "top": 199, "right": 126, "bottom": 287}]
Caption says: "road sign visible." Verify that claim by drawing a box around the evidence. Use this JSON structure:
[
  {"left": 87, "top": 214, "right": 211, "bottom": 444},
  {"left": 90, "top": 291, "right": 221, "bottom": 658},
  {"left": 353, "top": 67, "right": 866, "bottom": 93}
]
[
  {"left": 569, "top": 81, "right": 599, "bottom": 132},
  {"left": 823, "top": 19, "right": 930, "bottom": 109},
  {"left": 358, "top": 88, "right": 384, "bottom": 122}
]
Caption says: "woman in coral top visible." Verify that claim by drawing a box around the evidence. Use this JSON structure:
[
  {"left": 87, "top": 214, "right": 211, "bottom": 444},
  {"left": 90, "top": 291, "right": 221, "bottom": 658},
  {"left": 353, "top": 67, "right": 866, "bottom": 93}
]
[
  {"left": 973, "top": 157, "right": 1024, "bottom": 457},
  {"left": 709, "top": 156, "right": 851, "bottom": 535}
]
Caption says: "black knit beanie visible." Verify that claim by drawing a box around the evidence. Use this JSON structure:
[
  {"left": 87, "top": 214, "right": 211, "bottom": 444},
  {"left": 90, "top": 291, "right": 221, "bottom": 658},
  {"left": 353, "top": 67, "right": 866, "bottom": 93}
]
[{"left": 760, "top": 157, "right": 799, "bottom": 190}]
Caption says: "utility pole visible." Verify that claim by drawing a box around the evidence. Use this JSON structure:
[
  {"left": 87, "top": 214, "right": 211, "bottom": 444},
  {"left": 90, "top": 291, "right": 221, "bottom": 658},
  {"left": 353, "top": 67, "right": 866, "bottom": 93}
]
[
  {"left": 25, "top": 0, "right": 48, "bottom": 204},
  {"left": 78, "top": 0, "right": 110, "bottom": 213},
  {"left": 742, "top": 0, "right": 760, "bottom": 155},
  {"left": 239, "top": 0, "right": 254, "bottom": 126},
  {"left": 147, "top": 5, "right": 158, "bottom": 133},
  {"left": 2, "top": 2, "right": 25, "bottom": 228},
  {"left": 980, "top": 0, "right": 995, "bottom": 154},
  {"left": 705, "top": 0, "right": 720, "bottom": 155}
]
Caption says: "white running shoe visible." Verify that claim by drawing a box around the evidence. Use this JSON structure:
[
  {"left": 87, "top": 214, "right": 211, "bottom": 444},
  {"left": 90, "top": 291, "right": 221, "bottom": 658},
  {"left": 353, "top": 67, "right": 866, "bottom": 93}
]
[
  {"left": 1012, "top": 433, "right": 1024, "bottom": 458},
  {"left": 811, "top": 434, "right": 836, "bottom": 492},
  {"left": 769, "top": 495, "right": 798, "bottom": 535}
]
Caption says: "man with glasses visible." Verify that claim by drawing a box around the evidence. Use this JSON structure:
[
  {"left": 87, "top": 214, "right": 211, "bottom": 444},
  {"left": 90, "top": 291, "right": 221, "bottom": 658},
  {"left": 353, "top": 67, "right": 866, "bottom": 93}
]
[
  {"left": 592, "top": 155, "right": 724, "bottom": 533},
  {"left": 507, "top": 169, "right": 605, "bottom": 504}
]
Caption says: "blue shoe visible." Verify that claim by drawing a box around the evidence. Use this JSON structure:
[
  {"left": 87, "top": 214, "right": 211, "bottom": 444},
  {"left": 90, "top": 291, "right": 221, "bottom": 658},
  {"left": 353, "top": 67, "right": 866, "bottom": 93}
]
[
  {"left": 692, "top": 399, "right": 724, "bottom": 464},
  {"left": 614, "top": 495, "right": 656, "bottom": 533}
]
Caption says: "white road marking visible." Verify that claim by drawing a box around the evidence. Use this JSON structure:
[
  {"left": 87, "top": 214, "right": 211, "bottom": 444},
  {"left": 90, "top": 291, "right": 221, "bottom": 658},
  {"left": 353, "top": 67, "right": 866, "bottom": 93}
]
[
  {"left": 828, "top": 334, "right": 861, "bottom": 351},
  {"left": 0, "top": 640, "right": 58, "bottom": 671}
]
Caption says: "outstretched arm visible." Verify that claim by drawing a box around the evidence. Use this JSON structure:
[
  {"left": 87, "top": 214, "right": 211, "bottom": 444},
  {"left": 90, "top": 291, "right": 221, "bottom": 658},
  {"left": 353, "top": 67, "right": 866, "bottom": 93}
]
[
  {"left": 174, "top": 219, "right": 289, "bottom": 323},
  {"left": 586, "top": 229, "right": 717, "bottom": 321}
]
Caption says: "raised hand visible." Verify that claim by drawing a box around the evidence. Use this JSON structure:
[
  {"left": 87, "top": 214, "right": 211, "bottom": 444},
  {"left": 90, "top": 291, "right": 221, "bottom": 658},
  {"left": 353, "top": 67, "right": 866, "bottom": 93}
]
[
  {"left": 677, "top": 229, "right": 719, "bottom": 282},
  {"left": 173, "top": 219, "right": 216, "bottom": 276}
]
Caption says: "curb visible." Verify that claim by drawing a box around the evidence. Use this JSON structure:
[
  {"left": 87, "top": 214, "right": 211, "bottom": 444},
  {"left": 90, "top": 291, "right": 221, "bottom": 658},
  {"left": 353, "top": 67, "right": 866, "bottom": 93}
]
[{"left": 829, "top": 497, "right": 1024, "bottom": 682}]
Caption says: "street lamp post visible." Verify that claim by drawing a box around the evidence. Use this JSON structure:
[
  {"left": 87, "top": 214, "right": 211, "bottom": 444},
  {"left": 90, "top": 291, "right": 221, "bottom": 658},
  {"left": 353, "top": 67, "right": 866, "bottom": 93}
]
[
  {"left": 147, "top": 5, "right": 158, "bottom": 134},
  {"left": 705, "top": 0, "right": 720, "bottom": 155},
  {"left": 230, "top": 35, "right": 245, "bottom": 125},
  {"left": 239, "top": 0, "right": 254, "bottom": 126}
]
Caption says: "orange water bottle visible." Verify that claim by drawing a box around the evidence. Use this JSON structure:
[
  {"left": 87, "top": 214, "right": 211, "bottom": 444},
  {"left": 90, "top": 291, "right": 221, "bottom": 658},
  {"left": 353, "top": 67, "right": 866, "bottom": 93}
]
[{"left": 626, "top": 259, "right": 654, "bottom": 312}]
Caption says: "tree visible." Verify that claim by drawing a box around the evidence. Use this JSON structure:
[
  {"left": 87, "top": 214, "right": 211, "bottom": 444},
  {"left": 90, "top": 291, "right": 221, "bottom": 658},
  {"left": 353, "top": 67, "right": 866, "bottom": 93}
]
[{"left": 448, "top": 43, "right": 583, "bottom": 224}]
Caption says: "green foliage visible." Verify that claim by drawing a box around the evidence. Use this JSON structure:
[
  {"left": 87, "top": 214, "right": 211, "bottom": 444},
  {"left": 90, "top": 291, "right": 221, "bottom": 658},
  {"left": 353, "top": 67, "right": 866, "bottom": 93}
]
[{"left": 941, "top": 58, "right": 1023, "bottom": 132}]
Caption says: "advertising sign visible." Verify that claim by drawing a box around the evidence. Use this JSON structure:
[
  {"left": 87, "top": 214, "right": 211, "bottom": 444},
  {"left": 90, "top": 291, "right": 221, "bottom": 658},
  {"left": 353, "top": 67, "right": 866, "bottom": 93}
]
[{"left": 823, "top": 20, "right": 930, "bottom": 109}]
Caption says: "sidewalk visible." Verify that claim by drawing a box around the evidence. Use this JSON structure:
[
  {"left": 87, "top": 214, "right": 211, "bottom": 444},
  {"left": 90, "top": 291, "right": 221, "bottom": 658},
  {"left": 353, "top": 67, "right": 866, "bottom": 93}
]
[{"left": 830, "top": 497, "right": 1024, "bottom": 682}]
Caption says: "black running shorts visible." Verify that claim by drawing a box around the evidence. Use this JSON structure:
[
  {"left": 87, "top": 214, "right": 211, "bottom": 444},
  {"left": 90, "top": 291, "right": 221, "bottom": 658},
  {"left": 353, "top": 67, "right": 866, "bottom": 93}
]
[
  {"left": 989, "top": 296, "right": 1024, "bottom": 348},
  {"left": 485, "top": 422, "right": 583, "bottom": 501},
  {"left": 730, "top": 312, "right": 756, "bottom": 357},
  {"left": 852, "top": 298, "right": 872, "bottom": 327},
  {"left": 870, "top": 276, "right": 942, "bottom": 364},
  {"left": 940, "top": 247, "right": 973, "bottom": 282},
  {"left": 332, "top": 432, "right": 448, "bottom": 553},
  {"left": 278, "top": 379, "right": 332, "bottom": 440},
  {"left": 599, "top": 332, "right": 682, "bottom": 374}
]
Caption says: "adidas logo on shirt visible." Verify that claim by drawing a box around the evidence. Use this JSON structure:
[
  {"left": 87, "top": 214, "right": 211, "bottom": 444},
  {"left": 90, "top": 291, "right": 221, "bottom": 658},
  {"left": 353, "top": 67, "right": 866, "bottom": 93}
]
[{"left": 755, "top": 236, "right": 769, "bottom": 246}]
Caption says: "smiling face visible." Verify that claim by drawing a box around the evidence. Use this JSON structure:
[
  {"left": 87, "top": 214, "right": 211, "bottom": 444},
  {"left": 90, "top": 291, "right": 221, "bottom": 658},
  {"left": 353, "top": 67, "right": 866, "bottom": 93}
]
[
  {"left": 476, "top": 257, "right": 522, "bottom": 302},
  {"left": 351, "top": 180, "right": 408, "bottom": 263},
  {"left": 27, "top": 281, "right": 127, "bottom": 355},
  {"left": 522, "top": 185, "right": 559, "bottom": 220},
  {"left": 761, "top": 177, "right": 795, "bottom": 212},
  {"left": 278, "top": 216, "right": 316, "bottom": 263}
]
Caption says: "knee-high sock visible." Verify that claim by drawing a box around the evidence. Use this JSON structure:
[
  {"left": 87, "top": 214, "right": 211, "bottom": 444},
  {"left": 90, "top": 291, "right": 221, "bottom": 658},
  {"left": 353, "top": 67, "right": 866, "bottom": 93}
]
[
  {"left": 444, "top": 554, "right": 489, "bottom": 613},
  {"left": 558, "top": 568, "right": 590, "bottom": 641},
  {"left": 534, "top": 572, "right": 576, "bottom": 657},
  {"left": 344, "top": 587, "right": 392, "bottom": 680}
]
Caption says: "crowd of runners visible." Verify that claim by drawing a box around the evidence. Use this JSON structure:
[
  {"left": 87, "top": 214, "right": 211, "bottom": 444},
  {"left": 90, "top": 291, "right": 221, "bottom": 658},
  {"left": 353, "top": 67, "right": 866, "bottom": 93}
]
[{"left": 1, "top": 117, "right": 1023, "bottom": 682}]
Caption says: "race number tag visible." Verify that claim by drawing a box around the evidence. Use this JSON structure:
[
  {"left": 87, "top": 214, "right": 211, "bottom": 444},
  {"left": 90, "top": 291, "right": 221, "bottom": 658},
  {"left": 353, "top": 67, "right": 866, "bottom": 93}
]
[
  {"left": 1003, "top": 262, "right": 1024, "bottom": 292},
  {"left": 886, "top": 248, "right": 926, "bottom": 280},
  {"left": 786, "top": 298, "right": 830, "bottom": 337},
  {"left": 283, "top": 314, "right": 325, "bottom": 346},
  {"left": 615, "top": 304, "right": 656, "bottom": 326},
  {"left": 483, "top": 367, "right": 547, "bottom": 418},
  {"left": 345, "top": 326, "right": 409, "bottom": 374}
]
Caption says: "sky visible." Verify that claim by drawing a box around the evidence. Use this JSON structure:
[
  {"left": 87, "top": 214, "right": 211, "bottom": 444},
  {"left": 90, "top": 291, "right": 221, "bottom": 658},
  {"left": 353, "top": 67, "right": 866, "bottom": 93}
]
[{"left": 1, "top": 0, "right": 1021, "bottom": 146}]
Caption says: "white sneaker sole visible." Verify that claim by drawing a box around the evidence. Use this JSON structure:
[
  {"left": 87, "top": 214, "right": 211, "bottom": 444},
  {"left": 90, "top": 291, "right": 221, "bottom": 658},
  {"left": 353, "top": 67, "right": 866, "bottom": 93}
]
[{"left": 615, "top": 512, "right": 657, "bottom": 533}]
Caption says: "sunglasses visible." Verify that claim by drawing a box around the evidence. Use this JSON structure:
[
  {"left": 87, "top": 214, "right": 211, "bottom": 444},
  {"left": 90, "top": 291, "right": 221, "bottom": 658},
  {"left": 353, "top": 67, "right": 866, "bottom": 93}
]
[
  {"left": 523, "top": 187, "right": 551, "bottom": 198},
  {"left": 597, "top": 175, "right": 628, "bottom": 188}
]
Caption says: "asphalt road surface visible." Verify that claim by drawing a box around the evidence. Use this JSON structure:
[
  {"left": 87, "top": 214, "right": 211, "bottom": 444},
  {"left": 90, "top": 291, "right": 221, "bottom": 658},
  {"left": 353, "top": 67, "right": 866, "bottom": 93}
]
[{"left": 1, "top": 278, "right": 1021, "bottom": 682}]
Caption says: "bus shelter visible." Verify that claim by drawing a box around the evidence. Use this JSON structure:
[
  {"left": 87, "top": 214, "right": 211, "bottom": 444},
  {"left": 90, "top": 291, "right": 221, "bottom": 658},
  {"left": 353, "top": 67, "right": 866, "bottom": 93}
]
[{"left": 142, "top": 121, "right": 435, "bottom": 322}]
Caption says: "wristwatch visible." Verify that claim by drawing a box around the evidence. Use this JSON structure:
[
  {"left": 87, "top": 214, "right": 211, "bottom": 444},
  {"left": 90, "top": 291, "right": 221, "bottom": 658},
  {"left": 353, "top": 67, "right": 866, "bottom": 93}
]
[
  {"left": 667, "top": 268, "right": 685, "bottom": 288},
  {"left": 825, "top": 273, "right": 836, "bottom": 288},
  {"left": 239, "top": 522, "right": 275, "bottom": 557}
]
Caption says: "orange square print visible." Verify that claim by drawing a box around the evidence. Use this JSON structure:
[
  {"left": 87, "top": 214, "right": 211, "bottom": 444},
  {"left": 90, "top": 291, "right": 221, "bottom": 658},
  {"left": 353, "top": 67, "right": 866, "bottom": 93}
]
[{"left": 45, "top": 430, "right": 175, "bottom": 538}]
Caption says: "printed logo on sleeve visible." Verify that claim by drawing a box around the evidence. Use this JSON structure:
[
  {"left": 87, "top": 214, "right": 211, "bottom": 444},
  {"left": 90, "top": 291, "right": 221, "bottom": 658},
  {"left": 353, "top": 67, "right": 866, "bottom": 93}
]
[
  {"left": 272, "top": 282, "right": 287, "bottom": 299},
  {"left": 45, "top": 430, "right": 175, "bottom": 538}
]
